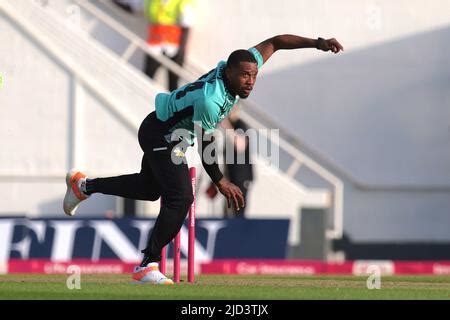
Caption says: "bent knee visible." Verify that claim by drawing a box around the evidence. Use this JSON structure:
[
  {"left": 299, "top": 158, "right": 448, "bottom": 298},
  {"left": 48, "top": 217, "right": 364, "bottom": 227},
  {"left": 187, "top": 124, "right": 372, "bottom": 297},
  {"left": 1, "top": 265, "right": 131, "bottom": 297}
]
[
  {"left": 183, "top": 193, "right": 194, "bottom": 207},
  {"left": 177, "top": 192, "right": 194, "bottom": 208},
  {"left": 164, "top": 192, "right": 193, "bottom": 209}
]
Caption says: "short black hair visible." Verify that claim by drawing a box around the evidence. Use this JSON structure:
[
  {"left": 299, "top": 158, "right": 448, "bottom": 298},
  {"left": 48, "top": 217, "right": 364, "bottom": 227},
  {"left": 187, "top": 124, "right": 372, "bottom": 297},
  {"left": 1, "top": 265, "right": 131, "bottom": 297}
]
[{"left": 226, "top": 49, "right": 257, "bottom": 69}]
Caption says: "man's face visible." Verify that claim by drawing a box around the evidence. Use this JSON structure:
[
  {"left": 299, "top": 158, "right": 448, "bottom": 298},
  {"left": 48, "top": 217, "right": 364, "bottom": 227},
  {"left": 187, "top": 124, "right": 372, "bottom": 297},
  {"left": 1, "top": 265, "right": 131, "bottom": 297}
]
[{"left": 226, "top": 62, "right": 258, "bottom": 99}]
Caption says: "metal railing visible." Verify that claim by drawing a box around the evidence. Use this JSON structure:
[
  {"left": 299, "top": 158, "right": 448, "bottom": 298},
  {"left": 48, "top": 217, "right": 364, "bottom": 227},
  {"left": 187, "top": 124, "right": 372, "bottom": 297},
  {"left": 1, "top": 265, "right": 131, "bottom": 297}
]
[{"left": 74, "top": 0, "right": 196, "bottom": 83}]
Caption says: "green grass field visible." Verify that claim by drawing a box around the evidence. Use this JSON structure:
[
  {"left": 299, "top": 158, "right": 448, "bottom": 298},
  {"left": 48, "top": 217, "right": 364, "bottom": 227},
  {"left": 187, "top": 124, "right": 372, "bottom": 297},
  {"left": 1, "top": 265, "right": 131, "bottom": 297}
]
[{"left": 0, "top": 274, "right": 449, "bottom": 300}]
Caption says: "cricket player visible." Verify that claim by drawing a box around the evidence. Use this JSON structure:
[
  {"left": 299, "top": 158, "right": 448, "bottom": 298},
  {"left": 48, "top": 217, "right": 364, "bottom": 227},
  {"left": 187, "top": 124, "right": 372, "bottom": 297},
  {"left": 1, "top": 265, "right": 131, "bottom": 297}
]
[{"left": 63, "top": 35, "right": 343, "bottom": 284}]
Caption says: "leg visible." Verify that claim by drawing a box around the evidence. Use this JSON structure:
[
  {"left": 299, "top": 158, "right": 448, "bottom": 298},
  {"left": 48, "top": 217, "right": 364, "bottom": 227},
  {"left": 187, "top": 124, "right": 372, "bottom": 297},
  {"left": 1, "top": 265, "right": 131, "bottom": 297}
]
[
  {"left": 140, "top": 147, "right": 193, "bottom": 263},
  {"left": 144, "top": 53, "right": 160, "bottom": 79},
  {"left": 85, "top": 154, "right": 160, "bottom": 201},
  {"left": 236, "top": 180, "right": 249, "bottom": 217},
  {"left": 168, "top": 69, "right": 180, "bottom": 92},
  {"left": 168, "top": 54, "right": 184, "bottom": 91}
]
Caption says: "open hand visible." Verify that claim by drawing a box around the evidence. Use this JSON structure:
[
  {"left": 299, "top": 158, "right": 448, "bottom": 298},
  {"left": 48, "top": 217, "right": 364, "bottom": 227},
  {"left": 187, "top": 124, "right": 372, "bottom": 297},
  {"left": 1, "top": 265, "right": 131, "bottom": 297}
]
[{"left": 216, "top": 178, "right": 245, "bottom": 211}]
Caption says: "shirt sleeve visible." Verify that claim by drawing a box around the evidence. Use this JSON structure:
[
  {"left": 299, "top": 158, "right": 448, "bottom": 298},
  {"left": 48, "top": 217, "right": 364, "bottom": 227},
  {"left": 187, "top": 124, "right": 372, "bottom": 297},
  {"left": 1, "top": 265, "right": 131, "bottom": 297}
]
[
  {"left": 192, "top": 97, "right": 219, "bottom": 134},
  {"left": 199, "top": 131, "right": 224, "bottom": 184},
  {"left": 248, "top": 47, "right": 264, "bottom": 69}
]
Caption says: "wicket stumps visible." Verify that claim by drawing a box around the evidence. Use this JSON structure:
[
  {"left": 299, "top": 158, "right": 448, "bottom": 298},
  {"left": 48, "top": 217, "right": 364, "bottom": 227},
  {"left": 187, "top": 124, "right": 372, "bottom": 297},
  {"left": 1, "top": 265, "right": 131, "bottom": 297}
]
[{"left": 160, "top": 167, "right": 196, "bottom": 283}]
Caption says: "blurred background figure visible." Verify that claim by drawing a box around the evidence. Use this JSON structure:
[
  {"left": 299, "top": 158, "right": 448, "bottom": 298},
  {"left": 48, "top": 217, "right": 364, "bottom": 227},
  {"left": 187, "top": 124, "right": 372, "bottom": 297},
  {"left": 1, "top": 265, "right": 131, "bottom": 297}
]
[
  {"left": 204, "top": 108, "right": 254, "bottom": 219},
  {"left": 221, "top": 107, "right": 254, "bottom": 218},
  {"left": 113, "top": 0, "right": 195, "bottom": 91}
]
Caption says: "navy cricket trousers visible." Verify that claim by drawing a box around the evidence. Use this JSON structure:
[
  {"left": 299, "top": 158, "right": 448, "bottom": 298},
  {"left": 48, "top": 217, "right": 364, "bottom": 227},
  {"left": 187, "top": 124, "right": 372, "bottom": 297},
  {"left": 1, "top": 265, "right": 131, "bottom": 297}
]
[{"left": 91, "top": 112, "right": 193, "bottom": 262}]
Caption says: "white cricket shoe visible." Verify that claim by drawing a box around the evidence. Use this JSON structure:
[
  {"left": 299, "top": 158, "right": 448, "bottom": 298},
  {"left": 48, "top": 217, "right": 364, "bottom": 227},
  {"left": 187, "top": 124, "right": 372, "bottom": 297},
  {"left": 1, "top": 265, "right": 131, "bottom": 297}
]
[
  {"left": 63, "top": 169, "right": 89, "bottom": 216},
  {"left": 131, "top": 263, "right": 174, "bottom": 285}
]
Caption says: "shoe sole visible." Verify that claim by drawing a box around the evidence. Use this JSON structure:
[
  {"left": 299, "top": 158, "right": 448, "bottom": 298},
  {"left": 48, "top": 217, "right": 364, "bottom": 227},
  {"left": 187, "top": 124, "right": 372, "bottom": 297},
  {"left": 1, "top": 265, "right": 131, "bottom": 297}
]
[
  {"left": 131, "top": 266, "right": 174, "bottom": 285},
  {"left": 130, "top": 280, "right": 174, "bottom": 285},
  {"left": 63, "top": 169, "right": 82, "bottom": 216}
]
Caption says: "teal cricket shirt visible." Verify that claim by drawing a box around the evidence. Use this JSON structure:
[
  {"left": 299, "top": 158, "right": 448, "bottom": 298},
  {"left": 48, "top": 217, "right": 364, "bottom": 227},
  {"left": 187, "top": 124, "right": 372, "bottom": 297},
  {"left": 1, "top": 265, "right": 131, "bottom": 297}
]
[{"left": 154, "top": 47, "right": 263, "bottom": 144}]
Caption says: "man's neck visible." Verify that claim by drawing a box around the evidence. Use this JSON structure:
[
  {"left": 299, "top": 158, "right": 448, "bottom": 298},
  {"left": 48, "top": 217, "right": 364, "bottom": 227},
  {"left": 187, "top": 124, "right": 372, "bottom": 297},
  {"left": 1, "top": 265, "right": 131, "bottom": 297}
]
[{"left": 222, "top": 71, "right": 237, "bottom": 97}]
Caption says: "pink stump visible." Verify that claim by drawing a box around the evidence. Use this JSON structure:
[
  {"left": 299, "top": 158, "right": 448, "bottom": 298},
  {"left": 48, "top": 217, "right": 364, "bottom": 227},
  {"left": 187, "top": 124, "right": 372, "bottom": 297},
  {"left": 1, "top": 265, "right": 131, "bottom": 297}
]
[
  {"left": 173, "top": 232, "right": 181, "bottom": 283},
  {"left": 188, "top": 167, "right": 196, "bottom": 283}
]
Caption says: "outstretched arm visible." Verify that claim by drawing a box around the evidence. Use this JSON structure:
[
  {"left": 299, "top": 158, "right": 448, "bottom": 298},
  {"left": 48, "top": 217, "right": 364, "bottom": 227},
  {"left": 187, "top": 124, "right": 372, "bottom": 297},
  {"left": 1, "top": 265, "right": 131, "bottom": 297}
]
[{"left": 254, "top": 35, "right": 344, "bottom": 64}]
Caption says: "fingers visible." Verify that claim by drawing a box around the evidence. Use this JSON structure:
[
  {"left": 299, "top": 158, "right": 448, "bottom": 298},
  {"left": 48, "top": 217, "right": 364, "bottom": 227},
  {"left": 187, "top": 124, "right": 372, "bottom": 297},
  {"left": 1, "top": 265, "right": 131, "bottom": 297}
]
[
  {"left": 327, "top": 38, "right": 344, "bottom": 54},
  {"left": 330, "top": 45, "right": 340, "bottom": 53},
  {"left": 220, "top": 182, "right": 245, "bottom": 211},
  {"left": 232, "top": 193, "right": 239, "bottom": 211},
  {"left": 334, "top": 39, "right": 344, "bottom": 51},
  {"left": 237, "top": 191, "right": 245, "bottom": 209},
  {"left": 230, "top": 187, "right": 245, "bottom": 211},
  {"left": 234, "top": 186, "right": 245, "bottom": 209}
]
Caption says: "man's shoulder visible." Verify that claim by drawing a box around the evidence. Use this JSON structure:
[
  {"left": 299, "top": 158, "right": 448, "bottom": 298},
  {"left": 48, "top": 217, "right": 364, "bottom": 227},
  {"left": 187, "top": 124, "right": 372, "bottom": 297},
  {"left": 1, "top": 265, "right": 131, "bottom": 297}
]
[
  {"left": 192, "top": 60, "right": 228, "bottom": 109},
  {"left": 198, "top": 61, "right": 226, "bottom": 82},
  {"left": 217, "top": 60, "right": 227, "bottom": 69},
  {"left": 202, "top": 66, "right": 227, "bottom": 100}
]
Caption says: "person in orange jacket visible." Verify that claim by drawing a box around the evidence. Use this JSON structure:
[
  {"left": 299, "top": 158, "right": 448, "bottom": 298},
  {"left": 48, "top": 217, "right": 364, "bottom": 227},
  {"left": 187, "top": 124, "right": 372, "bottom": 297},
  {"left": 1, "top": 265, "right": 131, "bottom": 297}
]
[{"left": 113, "top": 0, "right": 195, "bottom": 91}]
